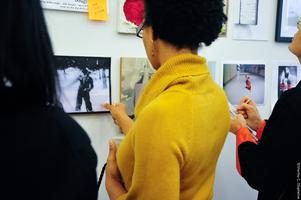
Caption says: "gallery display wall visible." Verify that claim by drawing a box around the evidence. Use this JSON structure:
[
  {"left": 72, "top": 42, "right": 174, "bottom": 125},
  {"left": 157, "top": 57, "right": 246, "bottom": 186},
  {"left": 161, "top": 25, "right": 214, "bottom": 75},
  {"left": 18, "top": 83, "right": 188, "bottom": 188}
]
[{"left": 43, "top": 0, "right": 299, "bottom": 199}]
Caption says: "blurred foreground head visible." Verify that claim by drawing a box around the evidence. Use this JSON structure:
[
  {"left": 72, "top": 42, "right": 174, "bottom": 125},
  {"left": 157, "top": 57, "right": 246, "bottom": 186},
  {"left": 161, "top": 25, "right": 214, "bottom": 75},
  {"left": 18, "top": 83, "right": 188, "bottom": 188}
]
[{"left": 0, "top": 0, "right": 58, "bottom": 107}]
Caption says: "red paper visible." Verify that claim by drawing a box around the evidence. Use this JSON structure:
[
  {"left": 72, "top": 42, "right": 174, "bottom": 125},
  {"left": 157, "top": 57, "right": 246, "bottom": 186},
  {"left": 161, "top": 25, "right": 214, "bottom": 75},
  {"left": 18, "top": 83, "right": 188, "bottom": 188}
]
[{"left": 123, "top": 0, "right": 144, "bottom": 26}]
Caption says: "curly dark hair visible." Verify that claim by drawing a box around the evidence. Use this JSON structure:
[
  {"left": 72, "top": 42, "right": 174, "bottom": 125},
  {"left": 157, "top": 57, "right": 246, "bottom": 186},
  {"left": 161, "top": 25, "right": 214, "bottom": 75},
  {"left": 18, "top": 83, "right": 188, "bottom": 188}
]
[{"left": 144, "top": 0, "right": 227, "bottom": 49}]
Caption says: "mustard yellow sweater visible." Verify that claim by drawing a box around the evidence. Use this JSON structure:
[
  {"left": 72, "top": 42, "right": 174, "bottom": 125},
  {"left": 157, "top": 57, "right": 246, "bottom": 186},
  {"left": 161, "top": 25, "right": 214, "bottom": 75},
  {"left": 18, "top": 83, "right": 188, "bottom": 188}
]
[{"left": 117, "top": 54, "right": 230, "bottom": 200}]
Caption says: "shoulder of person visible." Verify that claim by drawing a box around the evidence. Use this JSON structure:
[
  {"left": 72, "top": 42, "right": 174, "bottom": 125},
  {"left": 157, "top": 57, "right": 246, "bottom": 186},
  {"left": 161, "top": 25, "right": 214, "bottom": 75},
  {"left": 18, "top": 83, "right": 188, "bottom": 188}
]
[
  {"left": 136, "top": 92, "right": 193, "bottom": 132},
  {"left": 44, "top": 106, "right": 93, "bottom": 148},
  {"left": 152, "top": 91, "right": 192, "bottom": 114},
  {"left": 279, "top": 82, "right": 301, "bottom": 104},
  {"left": 271, "top": 82, "right": 301, "bottom": 121}
]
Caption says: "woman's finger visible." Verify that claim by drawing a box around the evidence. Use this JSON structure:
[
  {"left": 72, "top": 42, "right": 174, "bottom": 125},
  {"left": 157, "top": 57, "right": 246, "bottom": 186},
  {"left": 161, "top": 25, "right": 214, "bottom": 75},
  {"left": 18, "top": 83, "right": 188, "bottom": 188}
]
[
  {"left": 107, "top": 139, "right": 117, "bottom": 163},
  {"left": 102, "top": 103, "right": 113, "bottom": 110}
]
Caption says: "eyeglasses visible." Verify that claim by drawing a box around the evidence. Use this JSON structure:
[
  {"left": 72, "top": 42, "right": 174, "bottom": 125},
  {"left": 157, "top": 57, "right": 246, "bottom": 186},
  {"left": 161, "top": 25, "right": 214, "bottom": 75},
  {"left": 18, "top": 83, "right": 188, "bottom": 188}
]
[{"left": 136, "top": 21, "right": 145, "bottom": 39}]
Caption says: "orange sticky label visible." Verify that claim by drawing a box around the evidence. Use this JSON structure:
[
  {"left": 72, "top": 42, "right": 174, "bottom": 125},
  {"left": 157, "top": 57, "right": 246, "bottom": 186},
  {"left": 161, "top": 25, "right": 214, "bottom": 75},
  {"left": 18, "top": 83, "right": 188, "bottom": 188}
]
[{"left": 88, "top": 0, "right": 108, "bottom": 21}]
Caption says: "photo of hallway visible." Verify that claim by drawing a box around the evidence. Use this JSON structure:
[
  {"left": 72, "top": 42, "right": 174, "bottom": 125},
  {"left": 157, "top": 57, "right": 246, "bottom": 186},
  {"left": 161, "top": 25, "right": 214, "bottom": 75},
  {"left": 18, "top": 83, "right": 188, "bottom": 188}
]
[{"left": 223, "top": 64, "right": 265, "bottom": 105}]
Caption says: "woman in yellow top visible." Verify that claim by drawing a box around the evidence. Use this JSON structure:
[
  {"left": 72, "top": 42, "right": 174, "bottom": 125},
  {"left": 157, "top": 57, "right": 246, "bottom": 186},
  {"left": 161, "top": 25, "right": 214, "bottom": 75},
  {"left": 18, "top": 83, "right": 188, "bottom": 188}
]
[{"left": 103, "top": 0, "right": 230, "bottom": 199}]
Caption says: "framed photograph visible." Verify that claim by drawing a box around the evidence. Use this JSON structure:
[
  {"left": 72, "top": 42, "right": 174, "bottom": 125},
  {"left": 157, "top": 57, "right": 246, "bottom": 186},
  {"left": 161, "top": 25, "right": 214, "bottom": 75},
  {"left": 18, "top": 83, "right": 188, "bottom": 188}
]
[
  {"left": 275, "top": 0, "right": 301, "bottom": 42},
  {"left": 117, "top": 0, "right": 144, "bottom": 34},
  {"left": 120, "top": 57, "right": 154, "bottom": 116},
  {"left": 41, "top": 0, "right": 88, "bottom": 12},
  {"left": 56, "top": 56, "right": 111, "bottom": 114},
  {"left": 222, "top": 62, "right": 266, "bottom": 105}
]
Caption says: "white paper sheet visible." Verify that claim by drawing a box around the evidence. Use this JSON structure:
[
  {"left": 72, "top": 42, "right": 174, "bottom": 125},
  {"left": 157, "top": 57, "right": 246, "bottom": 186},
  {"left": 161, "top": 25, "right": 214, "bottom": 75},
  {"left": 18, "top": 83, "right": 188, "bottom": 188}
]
[
  {"left": 239, "top": 0, "right": 259, "bottom": 25},
  {"left": 41, "top": 0, "right": 88, "bottom": 12},
  {"left": 233, "top": 0, "right": 270, "bottom": 41}
]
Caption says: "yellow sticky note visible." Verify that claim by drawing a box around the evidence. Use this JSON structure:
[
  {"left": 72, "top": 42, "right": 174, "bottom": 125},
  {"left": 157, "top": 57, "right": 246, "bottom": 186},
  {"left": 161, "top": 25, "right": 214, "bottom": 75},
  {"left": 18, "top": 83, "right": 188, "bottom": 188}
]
[{"left": 88, "top": 0, "right": 108, "bottom": 21}]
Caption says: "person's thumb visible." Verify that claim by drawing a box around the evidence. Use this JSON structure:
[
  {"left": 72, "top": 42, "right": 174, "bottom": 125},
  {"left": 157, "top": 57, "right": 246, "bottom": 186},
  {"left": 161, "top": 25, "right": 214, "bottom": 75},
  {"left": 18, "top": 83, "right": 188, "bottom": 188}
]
[
  {"left": 237, "top": 102, "right": 253, "bottom": 112},
  {"left": 107, "top": 139, "right": 117, "bottom": 162}
]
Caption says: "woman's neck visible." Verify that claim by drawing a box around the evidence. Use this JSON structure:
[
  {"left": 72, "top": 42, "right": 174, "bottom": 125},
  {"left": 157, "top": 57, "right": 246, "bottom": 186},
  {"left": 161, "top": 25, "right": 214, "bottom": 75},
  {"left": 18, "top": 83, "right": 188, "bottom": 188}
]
[{"left": 156, "top": 40, "right": 197, "bottom": 68}]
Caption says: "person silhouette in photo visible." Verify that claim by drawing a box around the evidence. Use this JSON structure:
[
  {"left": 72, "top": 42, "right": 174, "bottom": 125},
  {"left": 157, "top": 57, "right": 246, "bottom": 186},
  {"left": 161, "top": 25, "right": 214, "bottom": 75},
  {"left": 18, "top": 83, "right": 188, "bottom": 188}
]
[
  {"left": 236, "top": 64, "right": 240, "bottom": 80},
  {"left": 133, "top": 64, "right": 150, "bottom": 107},
  {"left": 279, "top": 71, "right": 286, "bottom": 94},
  {"left": 284, "top": 67, "right": 292, "bottom": 89},
  {"left": 76, "top": 68, "right": 94, "bottom": 112},
  {"left": 279, "top": 67, "right": 293, "bottom": 96},
  {"left": 245, "top": 75, "right": 251, "bottom": 92},
  {"left": 102, "top": 69, "right": 108, "bottom": 89}
]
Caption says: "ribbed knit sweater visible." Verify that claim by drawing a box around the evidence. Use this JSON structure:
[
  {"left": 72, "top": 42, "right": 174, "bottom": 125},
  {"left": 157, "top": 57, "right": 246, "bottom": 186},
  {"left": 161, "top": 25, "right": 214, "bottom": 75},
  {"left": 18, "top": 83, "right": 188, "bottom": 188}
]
[{"left": 117, "top": 53, "right": 230, "bottom": 200}]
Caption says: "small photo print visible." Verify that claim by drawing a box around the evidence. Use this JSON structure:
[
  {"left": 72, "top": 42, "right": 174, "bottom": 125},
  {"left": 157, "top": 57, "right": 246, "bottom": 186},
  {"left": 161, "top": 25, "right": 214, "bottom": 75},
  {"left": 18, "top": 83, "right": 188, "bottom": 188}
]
[
  {"left": 278, "top": 65, "right": 298, "bottom": 98},
  {"left": 120, "top": 57, "right": 154, "bottom": 116},
  {"left": 56, "top": 56, "right": 111, "bottom": 114},
  {"left": 223, "top": 63, "right": 265, "bottom": 105}
]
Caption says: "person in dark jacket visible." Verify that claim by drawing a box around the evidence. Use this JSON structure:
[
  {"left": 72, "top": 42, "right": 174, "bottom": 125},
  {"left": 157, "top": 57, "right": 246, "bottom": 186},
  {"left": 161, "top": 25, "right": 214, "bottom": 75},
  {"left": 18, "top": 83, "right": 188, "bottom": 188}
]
[
  {"left": 230, "top": 20, "right": 301, "bottom": 200},
  {"left": 0, "top": 1, "right": 98, "bottom": 199},
  {"left": 76, "top": 68, "right": 94, "bottom": 112}
]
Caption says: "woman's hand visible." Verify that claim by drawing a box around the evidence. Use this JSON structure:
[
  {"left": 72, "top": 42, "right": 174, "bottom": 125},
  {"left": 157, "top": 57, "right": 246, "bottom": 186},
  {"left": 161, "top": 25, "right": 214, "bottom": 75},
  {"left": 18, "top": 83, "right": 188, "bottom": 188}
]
[
  {"left": 102, "top": 103, "right": 134, "bottom": 135},
  {"left": 230, "top": 114, "right": 247, "bottom": 134},
  {"left": 103, "top": 103, "right": 128, "bottom": 124},
  {"left": 105, "top": 140, "right": 126, "bottom": 200},
  {"left": 237, "top": 97, "right": 262, "bottom": 131}
]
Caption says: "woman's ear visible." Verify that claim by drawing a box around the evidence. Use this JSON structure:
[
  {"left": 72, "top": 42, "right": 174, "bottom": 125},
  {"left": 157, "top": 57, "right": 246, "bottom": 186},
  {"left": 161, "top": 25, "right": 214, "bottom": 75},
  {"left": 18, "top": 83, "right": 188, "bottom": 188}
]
[{"left": 151, "top": 30, "right": 159, "bottom": 57}]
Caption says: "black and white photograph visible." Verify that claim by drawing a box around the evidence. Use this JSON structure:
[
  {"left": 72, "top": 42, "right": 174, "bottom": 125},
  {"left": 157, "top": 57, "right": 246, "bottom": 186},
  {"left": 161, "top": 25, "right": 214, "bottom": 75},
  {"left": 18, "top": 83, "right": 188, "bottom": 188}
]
[
  {"left": 120, "top": 57, "right": 154, "bottom": 116},
  {"left": 278, "top": 65, "right": 298, "bottom": 98},
  {"left": 56, "top": 56, "right": 111, "bottom": 114},
  {"left": 223, "top": 63, "right": 265, "bottom": 105},
  {"left": 276, "top": 0, "right": 301, "bottom": 42}
]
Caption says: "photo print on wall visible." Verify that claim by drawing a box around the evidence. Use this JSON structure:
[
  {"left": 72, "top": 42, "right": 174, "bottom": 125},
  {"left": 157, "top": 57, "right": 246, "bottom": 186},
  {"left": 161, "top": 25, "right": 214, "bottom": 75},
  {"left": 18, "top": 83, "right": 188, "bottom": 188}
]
[
  {"left": 223, "top": 63, "right": 265, "bottom": 105},
  {"left": 56, "top": 56, "right": 111, "bottom": 114},
  {"left": 117, "top": 0, "right": 144, "bottom": 34},
  {"left": 270, "top": 62, "right": 301, "bottom": 110},
  {"left": 120, "top": 57, "right": 154, "bottom": 116},
  {"left": 278, "top": 65, "right": 299, "bottom": 98}
]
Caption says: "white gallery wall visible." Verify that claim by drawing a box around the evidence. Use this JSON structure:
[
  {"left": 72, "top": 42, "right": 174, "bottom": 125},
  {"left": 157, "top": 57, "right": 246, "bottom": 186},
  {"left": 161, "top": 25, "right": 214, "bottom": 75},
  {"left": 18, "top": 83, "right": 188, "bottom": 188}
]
[{"left": 44, "top": 0, "right": 298, "bottom": 199}]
